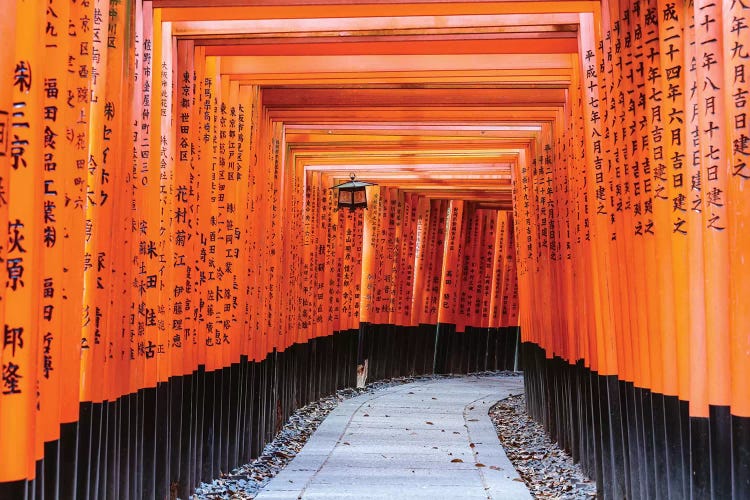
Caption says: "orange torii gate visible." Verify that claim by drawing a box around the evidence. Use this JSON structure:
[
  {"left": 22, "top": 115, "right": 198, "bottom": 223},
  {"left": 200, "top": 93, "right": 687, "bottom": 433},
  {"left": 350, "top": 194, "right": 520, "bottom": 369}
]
[{"left": 0, "top": 1, "right": 748, "bottom": 499}]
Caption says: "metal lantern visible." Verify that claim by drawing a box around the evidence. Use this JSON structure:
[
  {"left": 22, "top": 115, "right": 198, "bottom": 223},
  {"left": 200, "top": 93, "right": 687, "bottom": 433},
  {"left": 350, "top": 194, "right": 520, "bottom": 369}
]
[{"left": 331, "top": 173, "right": 376, "bottom": 210}]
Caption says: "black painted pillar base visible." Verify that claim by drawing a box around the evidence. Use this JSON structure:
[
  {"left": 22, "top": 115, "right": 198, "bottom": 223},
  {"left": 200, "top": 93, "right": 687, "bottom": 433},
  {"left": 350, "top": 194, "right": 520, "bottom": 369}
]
[
  {"left": 690, "top": 415, "right": 711, "bottom": 499},
  {"left": 732, "top": 414, "right": 750, "bottom": 499},
  {"left": 59, "top": 420, "right": 78, "bottom": 500},
  {"left": 521, "top": 341, "right": 748, "bottom": 500},
  {"left": 2, "top": 325, "right": 509, "bottom": 499},
  {"left": 709, "top": 404, "right": 732, "bottom": 499}
]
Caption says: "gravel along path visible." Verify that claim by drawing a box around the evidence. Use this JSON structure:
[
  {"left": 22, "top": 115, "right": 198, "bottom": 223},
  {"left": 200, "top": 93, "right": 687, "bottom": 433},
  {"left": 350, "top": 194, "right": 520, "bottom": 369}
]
[
  {"left": 489, "top": 395, "right": 597, "bottom": 499},
  {"left": 193, "top": 373, "right": 480, "bottom": 499},
  {"left": 256, "top": 374, "right": 528, "bottom": 500}
]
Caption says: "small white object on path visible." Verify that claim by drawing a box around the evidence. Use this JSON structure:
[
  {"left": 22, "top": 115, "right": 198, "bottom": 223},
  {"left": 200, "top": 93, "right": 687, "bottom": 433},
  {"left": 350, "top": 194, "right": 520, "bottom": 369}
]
[{"left": 255, "top": 375, "right": 531, "bottom": 500}]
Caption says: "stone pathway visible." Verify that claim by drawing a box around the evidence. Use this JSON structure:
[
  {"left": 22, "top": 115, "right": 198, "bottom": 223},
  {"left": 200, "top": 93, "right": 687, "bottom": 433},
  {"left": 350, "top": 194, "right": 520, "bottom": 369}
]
[{"left": 255, "top": 375, "right": 531, "bottom": 500}]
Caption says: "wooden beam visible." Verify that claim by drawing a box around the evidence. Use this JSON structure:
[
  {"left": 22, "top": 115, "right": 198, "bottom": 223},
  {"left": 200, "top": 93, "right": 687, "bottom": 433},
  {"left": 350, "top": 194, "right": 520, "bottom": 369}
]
[
  {"left": 219, "top": 54, "right": 573, "bottom": 75},
  {"left": 172, "top": 13, "right": 581, "bottom": 36},
  {"left": 203, "top": 38, "right": 578, "bottom": 56},
  {"left": 159, "top": 2, "right": 600, "bottom": 21},
  {"left": 260, "top": 87, "right": 567, "bottom": 107}
]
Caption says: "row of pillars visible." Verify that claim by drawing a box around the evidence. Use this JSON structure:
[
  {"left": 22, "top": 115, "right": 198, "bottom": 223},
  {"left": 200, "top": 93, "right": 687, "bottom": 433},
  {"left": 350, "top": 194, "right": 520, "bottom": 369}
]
[
  {"left": 514, "top": 0, "right": 750, "bottom": 498},
  {"left": 0, "top": 0, "right": 522, "bottom": 497}
]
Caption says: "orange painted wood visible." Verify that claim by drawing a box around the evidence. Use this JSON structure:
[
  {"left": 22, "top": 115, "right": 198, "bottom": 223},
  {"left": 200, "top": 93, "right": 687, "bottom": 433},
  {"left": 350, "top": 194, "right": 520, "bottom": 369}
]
[
  {"left": 174, "top": 40, "right": 196, "bottom": 375},
  {"left": 36, "top": 0, "right": 70, "bottom": 447},
  {"left": 657, "top": 0, "right": 690, "bottom": 401},
  {"left": 612, "top": 0, "right": 639, "bottom": 387},
  {"left": 488, "top": 211, "right": 505, "bottom": 329},
  {"left": 359, "top": 184, "right": 378, "bottom": 325},
  {"left": 423, "top": 200, "right": 445, "bottom": 326},
  {"left": 261, "top": 88, "right": 568, "bottom": 108},
  {"left": 159, "top": 2, "right": 600, "bottom": 23},
  {"left": 204, "top": 38, "right": 578, "bottom": 57},
  {"left": 505, "top": 217, "right": 519, "bottom": 328},
  {"left": 437, "top": 200, "right": 463, "bottom": 326},
  {"left": 0, "top": 0, "right": 44, "bottom": 482},
  {"left": 0, "top": 7, "right": 15, "bottom": 456},
  {"left": 694, "top": 0, "right": 731, "bottom": 409},
  {"left": 105, "top": 3, "right": 127, "bottom": 394},
  {"left": 127, "top": 0, "right": 146, "bottom": 396},
  {"left": 576, "top": 11, "right": 611, "bottom": 375},
  {"left": 80, "top": 0, "right": 110, "bottom": 403},
  {"left": 726, "top": 0, "right": 750, "bottom": 418},
  {"left": 410, "top": 197, "right": 430, "bottom": 326},
  {"left": 478, "top": 210, "right": 495, "bottom": 329},
  {"left": 159, "top": 2, "right": 601, "bottom": 22},
  {"left": 4, "top": 0, "right": 750, "bottom": 478}
]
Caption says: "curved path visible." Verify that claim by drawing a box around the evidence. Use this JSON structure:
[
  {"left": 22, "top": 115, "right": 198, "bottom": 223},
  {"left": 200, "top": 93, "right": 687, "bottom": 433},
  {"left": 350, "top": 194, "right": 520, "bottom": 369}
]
[{"left": 256, "top": 375, "right": 531, "bottom": 500}]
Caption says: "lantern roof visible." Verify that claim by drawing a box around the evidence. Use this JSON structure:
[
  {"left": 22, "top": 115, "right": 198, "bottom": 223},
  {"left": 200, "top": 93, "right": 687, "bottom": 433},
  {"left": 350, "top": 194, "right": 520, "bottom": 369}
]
[{"left": 330, "top": 174, "right": 377, "bottom": 190}]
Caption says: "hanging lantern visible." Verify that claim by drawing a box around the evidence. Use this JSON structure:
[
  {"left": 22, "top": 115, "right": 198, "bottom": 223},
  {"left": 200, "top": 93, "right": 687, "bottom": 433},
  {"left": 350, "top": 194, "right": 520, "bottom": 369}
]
[{"left": 331, "top": 173, "right": 376, "bottom": 210}]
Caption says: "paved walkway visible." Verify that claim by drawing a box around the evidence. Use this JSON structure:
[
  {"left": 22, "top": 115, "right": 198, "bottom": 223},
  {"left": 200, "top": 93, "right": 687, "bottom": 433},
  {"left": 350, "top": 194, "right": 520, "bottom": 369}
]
[{"left": 256, "top": 375, "right": 531, "bottom": 500}]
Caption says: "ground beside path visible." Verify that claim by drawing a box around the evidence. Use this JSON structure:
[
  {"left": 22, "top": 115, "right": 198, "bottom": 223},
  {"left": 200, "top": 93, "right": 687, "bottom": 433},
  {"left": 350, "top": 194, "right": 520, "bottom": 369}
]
[{"left": 255, "top": 375, "right": 531, "bottom": 500}]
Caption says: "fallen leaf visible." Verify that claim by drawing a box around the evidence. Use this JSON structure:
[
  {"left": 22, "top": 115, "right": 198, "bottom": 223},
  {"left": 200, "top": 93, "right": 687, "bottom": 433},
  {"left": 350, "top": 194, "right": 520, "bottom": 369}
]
[
  {"left": 469, "top": 443, "right": 476, "bottom": 448},
  {"left": 475, "top": 463, "right": 486, "bottom": 468},
  {"left": 425, "top": 421, "right": 434, "bottom": 425},
  {"left": 467, "top": 418, "right": 479, "bottom": 422},
  {"left": 513, "top": 478, "right": 525, "bottom": 483},
  {"left": 342, "top": 442, "right": 350, "bottom": 446},
  {"left": 451, "top": 458, "right": 464, "bottom": 463},
  {"left": 489, "top": 466, "right": 502, "bottom": 471}
]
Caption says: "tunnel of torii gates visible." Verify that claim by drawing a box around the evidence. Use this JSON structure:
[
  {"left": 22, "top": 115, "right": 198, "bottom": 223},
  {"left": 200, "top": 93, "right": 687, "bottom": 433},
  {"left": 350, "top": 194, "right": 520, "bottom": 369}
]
[{"left": 0, "top": 0, "right": 749, "bottom": 498}]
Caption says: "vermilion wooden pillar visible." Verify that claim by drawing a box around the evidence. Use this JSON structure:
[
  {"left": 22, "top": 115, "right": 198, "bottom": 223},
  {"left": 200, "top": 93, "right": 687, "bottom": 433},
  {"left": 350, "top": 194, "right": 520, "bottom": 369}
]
[{"left": 5, "top": 0, "right": 749, "bottom": 498}]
